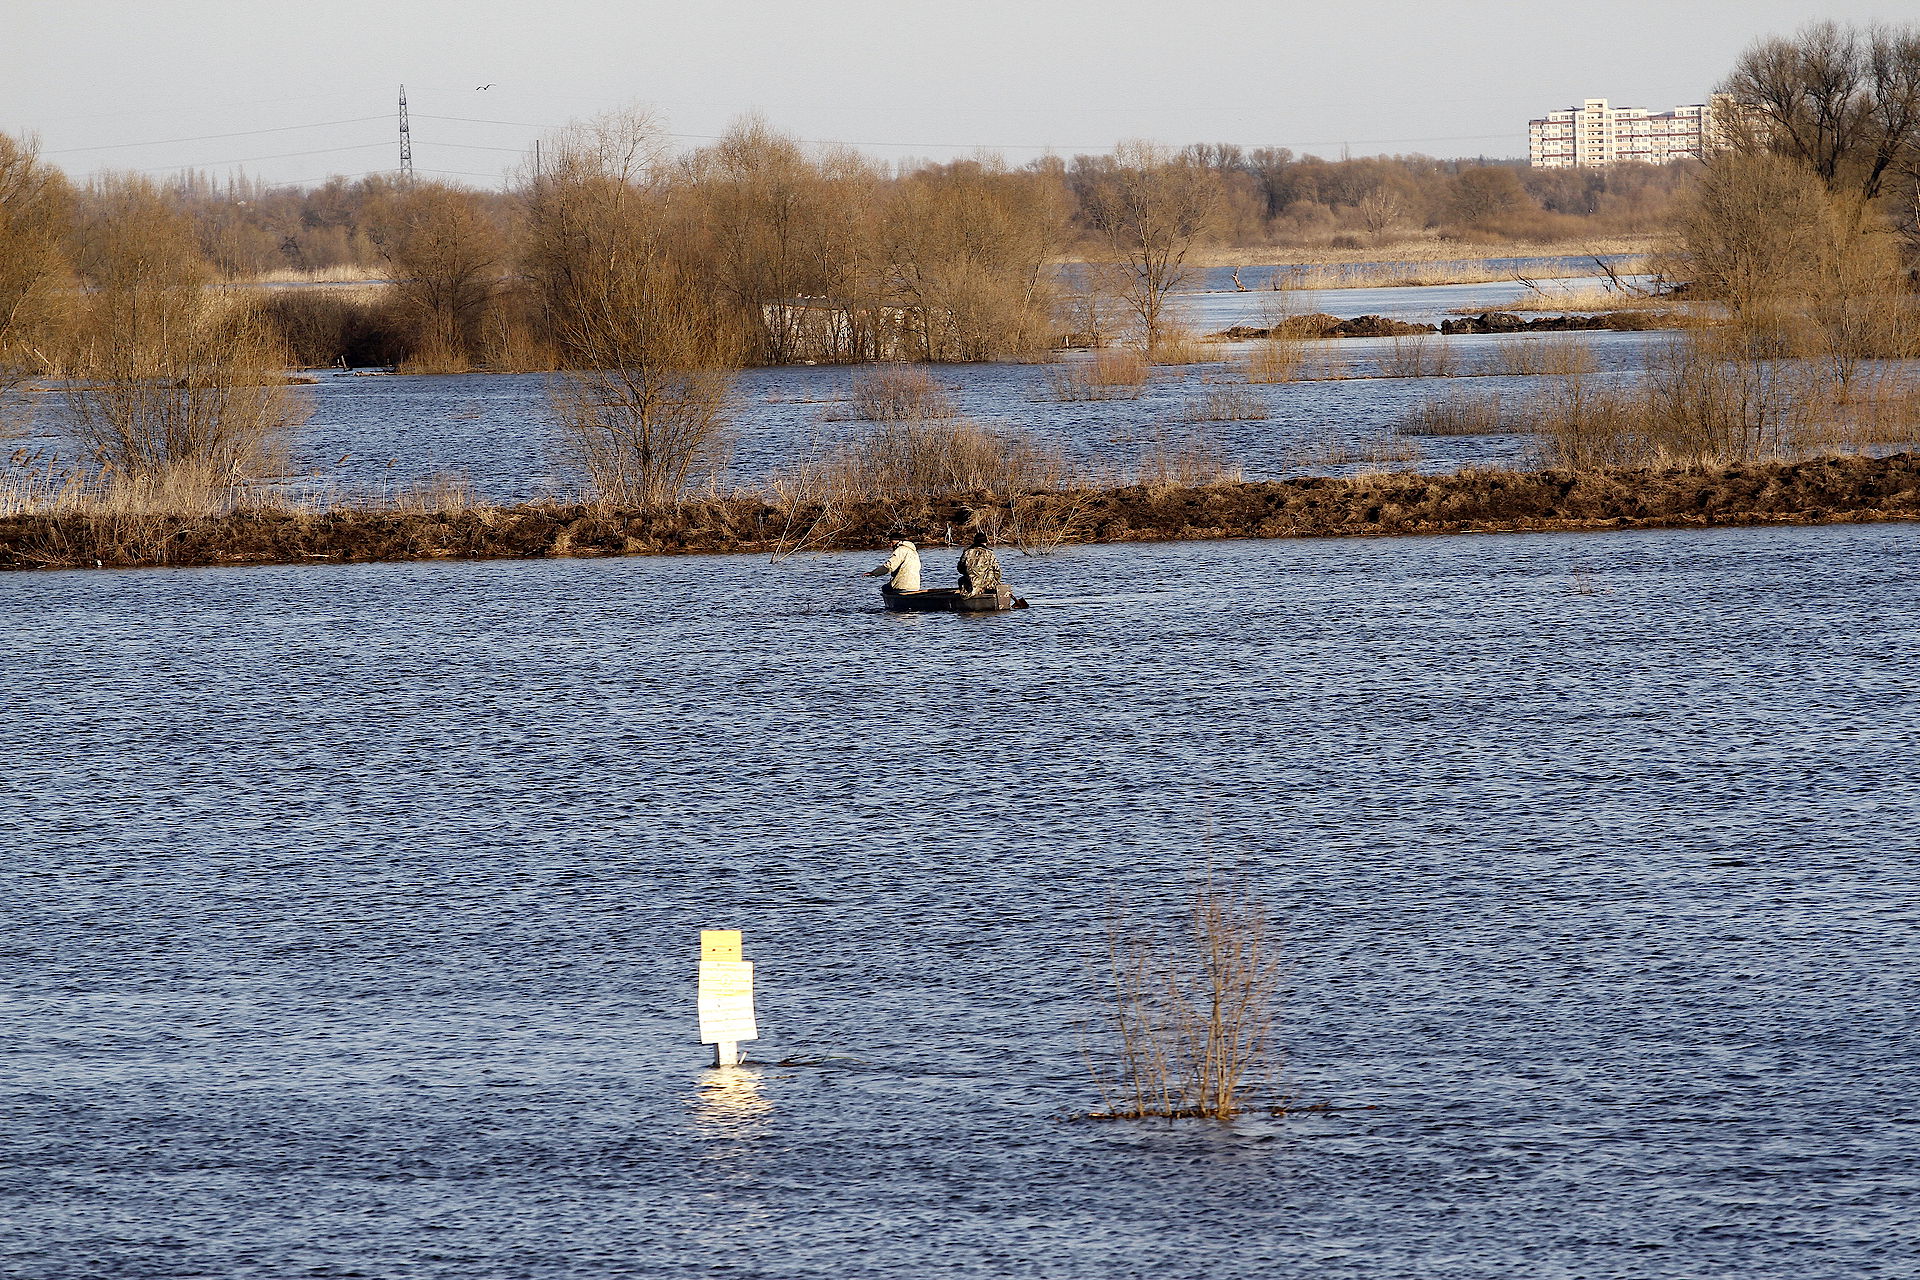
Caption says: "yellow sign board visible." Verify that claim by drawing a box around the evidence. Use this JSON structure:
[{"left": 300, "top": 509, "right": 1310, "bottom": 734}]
[{"left": 701, "top": 930, "right": 743, "bottom": 962}]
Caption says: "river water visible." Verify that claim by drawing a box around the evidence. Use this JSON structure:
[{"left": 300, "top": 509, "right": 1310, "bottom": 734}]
[{"left": 4, "top": 522, "right": 1916, "bottom": 1278}]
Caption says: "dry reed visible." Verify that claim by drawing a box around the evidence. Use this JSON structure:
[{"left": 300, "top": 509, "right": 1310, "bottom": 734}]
[
  {"left": 1378, "top": 333, "right": 1457, "bottom": 378},
  {"left": 1240, "top": 338, "right": 1305, "bottom": 384},
  {"left": 1047, "top": 348, "right": 1149, "bottom": 400},
  {"left": 1396, "top": 390, "right": 1516, "bottom": 436}
]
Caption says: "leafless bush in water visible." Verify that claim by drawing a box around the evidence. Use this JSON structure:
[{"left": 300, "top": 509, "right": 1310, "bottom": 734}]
[
  {"left": 1529, "top": 339, "right": 1920, "bottom": 466},
  {"left": 1147, "top": 327, "right": 1217, "bottom": 366},
  {"left": 1180, "top": 386, "right": 1269, "bottom": 421},
  {"left": 1396, "top": 389, "right": 1515, "bottom": 436},
  {"left": 838, "top": 365, "right": 959, "bottom": 421},
  {"left": 1483, "top": 335, "right": 1601, "bottom": 378},
  {"left": 1378, "top": 332, "right": 1457, "bottom": 378},
  {"left": 1087, "top": 876, "right": 1285, "bottom": 1121},
  {"left": 61, "top": 178, "right": 309, "bottom": 506},
  {"left": 780, "top": 417, "right": 1072, "bottom": 503}
]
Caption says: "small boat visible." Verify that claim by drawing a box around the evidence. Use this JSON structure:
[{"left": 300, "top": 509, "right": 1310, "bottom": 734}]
[{"left": 882, "top": 585, "right": 1028, "bottom": 613}]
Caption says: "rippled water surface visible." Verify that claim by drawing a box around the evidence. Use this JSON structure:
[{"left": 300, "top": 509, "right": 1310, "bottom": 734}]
[{"left": 4, "top": 524, "right": 1918, "bottom": 1278}]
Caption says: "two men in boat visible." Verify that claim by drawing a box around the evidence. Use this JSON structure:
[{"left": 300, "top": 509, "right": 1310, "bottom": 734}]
[{"left": 865, "top": 533, "right": 1002, "bottom": 596}]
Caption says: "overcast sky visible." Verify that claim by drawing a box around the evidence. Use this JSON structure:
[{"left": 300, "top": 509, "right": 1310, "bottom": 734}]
[{"left": 6, "top": 0, "right": 1914, "bottom": 187}]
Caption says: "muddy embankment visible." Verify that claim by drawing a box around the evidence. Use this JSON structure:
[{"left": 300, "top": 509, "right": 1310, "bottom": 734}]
[
  {"left": 4, "top": 453, "right": 1918, "bottom": 572},
  {"left": 1209, "top": 310, "right": 1679, "bottom": 342}
]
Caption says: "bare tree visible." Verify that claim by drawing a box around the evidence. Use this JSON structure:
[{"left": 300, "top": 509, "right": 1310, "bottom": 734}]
[
  {"left": 523, "top": 111, "right": 739, "bottom": 505},
  {"left": 0, "top": 133, "right": 70, "bottom": 393},
  {"left": 1083, "top": 142, "right": 1220, "bottom": 349},
  {"left": 1722, "top": 20, "right": 1920, "bottom": 201},
  {"left": 369, "top": 182, "right": 507, "bottom": 370},
  {"left": 62, "top": 177, "right": 307, "bottom": 500},
  {"left": 881, "top": 159, "right": 1066, "bottom": 361},
  {"left": 687, "top": 118, "right": 885, "bottom": 364}
]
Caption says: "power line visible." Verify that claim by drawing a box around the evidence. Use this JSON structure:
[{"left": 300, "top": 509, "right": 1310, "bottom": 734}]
[
  {"left": 130, "top": 143, "right": 392, "bottom": 174},
  {"left": 412, "top": 112, "right": 1513, "bottom": 152},
  {"left": 45, "top": 116, "right": 392, "bottom": 155}
]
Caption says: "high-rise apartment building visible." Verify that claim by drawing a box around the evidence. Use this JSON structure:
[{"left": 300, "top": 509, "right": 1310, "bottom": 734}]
[{"left": 1528, "top": 97, "right": 1727, "bottom": 168}]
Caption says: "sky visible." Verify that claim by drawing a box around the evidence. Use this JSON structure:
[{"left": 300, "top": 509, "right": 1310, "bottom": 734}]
[{"left": 6, "top": 0, "right": 1917, "bottom": 188}]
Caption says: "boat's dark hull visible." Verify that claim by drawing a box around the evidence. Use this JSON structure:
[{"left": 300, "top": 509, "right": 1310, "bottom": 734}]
[{"left": 882, "top": 586, "right": 1026, "bottom": 613}]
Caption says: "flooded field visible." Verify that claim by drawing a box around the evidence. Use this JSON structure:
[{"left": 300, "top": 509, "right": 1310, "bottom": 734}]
[
  {"left": 3, "top": 523, "right": 1916, "bottom": 1278},
  {"left": 7, "top": 276, "right": 1668, "bottom": 505}
]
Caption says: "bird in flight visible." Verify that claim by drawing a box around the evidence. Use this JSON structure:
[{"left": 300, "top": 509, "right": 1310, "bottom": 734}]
[{"left": 476, "top": 84, "right": 493, "bottom": 90}]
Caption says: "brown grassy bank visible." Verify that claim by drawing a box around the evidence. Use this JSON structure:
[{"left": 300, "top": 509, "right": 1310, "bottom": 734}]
[{"left": 4, "top": 453, "right": 1917, "bottom": 573}]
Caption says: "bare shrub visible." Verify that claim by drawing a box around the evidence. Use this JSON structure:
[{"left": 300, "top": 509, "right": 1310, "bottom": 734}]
[
  {"left": 253, "top": 286, "right": 408, "bottom": 368},
  {"left": 1147, "top": 328, "right": 1217, "bottom": 366},
  {"left": 1087, "top": 877, "right": 1285, "bottom": 1121},
  {"left": 1378, "top": 333, "right": 1456, "bottom": 378},
  {"left": 1530, "top": 343, "right": 1839, "bottom": 468},
  {"left": 799, "top": 417, "right": 1069, "bottom": 501},
  {"left": 842, "top": 365, "right": 958, "bottom": 421},
  {"left": 1003, "top": 485, "right": 1099, "bottom": 555},
  {"left": 1180, "top": 386, "right": 1269, "bottom": 421},
  {"left": 1397, "top": 390, "right": 1514, "bottom": 436}
]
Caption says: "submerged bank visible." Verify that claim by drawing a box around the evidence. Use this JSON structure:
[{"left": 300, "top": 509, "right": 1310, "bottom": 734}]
[{"left": 4, "top": 452, "right": 1917, "bottom": 573}]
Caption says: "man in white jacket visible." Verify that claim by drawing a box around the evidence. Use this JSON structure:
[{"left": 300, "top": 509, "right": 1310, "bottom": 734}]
[{"left": 865, "top": 540, "right": 922, "bottom": 591}]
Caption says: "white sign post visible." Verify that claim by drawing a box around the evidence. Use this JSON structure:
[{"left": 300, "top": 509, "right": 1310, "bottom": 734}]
[{"left": 698, "top": 930, "right": 757, "bottom": 1067}]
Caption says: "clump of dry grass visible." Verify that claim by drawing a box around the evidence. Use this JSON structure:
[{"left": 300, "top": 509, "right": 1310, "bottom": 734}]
[
  {"left": 1463, "top": 283, "right": 1665, "bottom": 314},
  {"left": 1134, "top": 431, "right": 1242, "bottom": 488},
  {"left": 1180, "top": 386, "right": 1269, "bottom": 421},
  {"left": 1048, "top": 348, "right": 1149, "bottom": 400},
  {"left": 1483, "top": 336, "right": 1601, "bottom": 378},
  {"left": 1285, "top": 431, "right": 1422, "bottom": 467},
  {"left": 1240, "top": 338, "right": 1305, "bottom": 384},
  {"left": 782, "top": 416, "right": 1072, "bottom": 502},
  {"left": 1147, "top": 329, "right": 1216, "bottom": 366}
]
